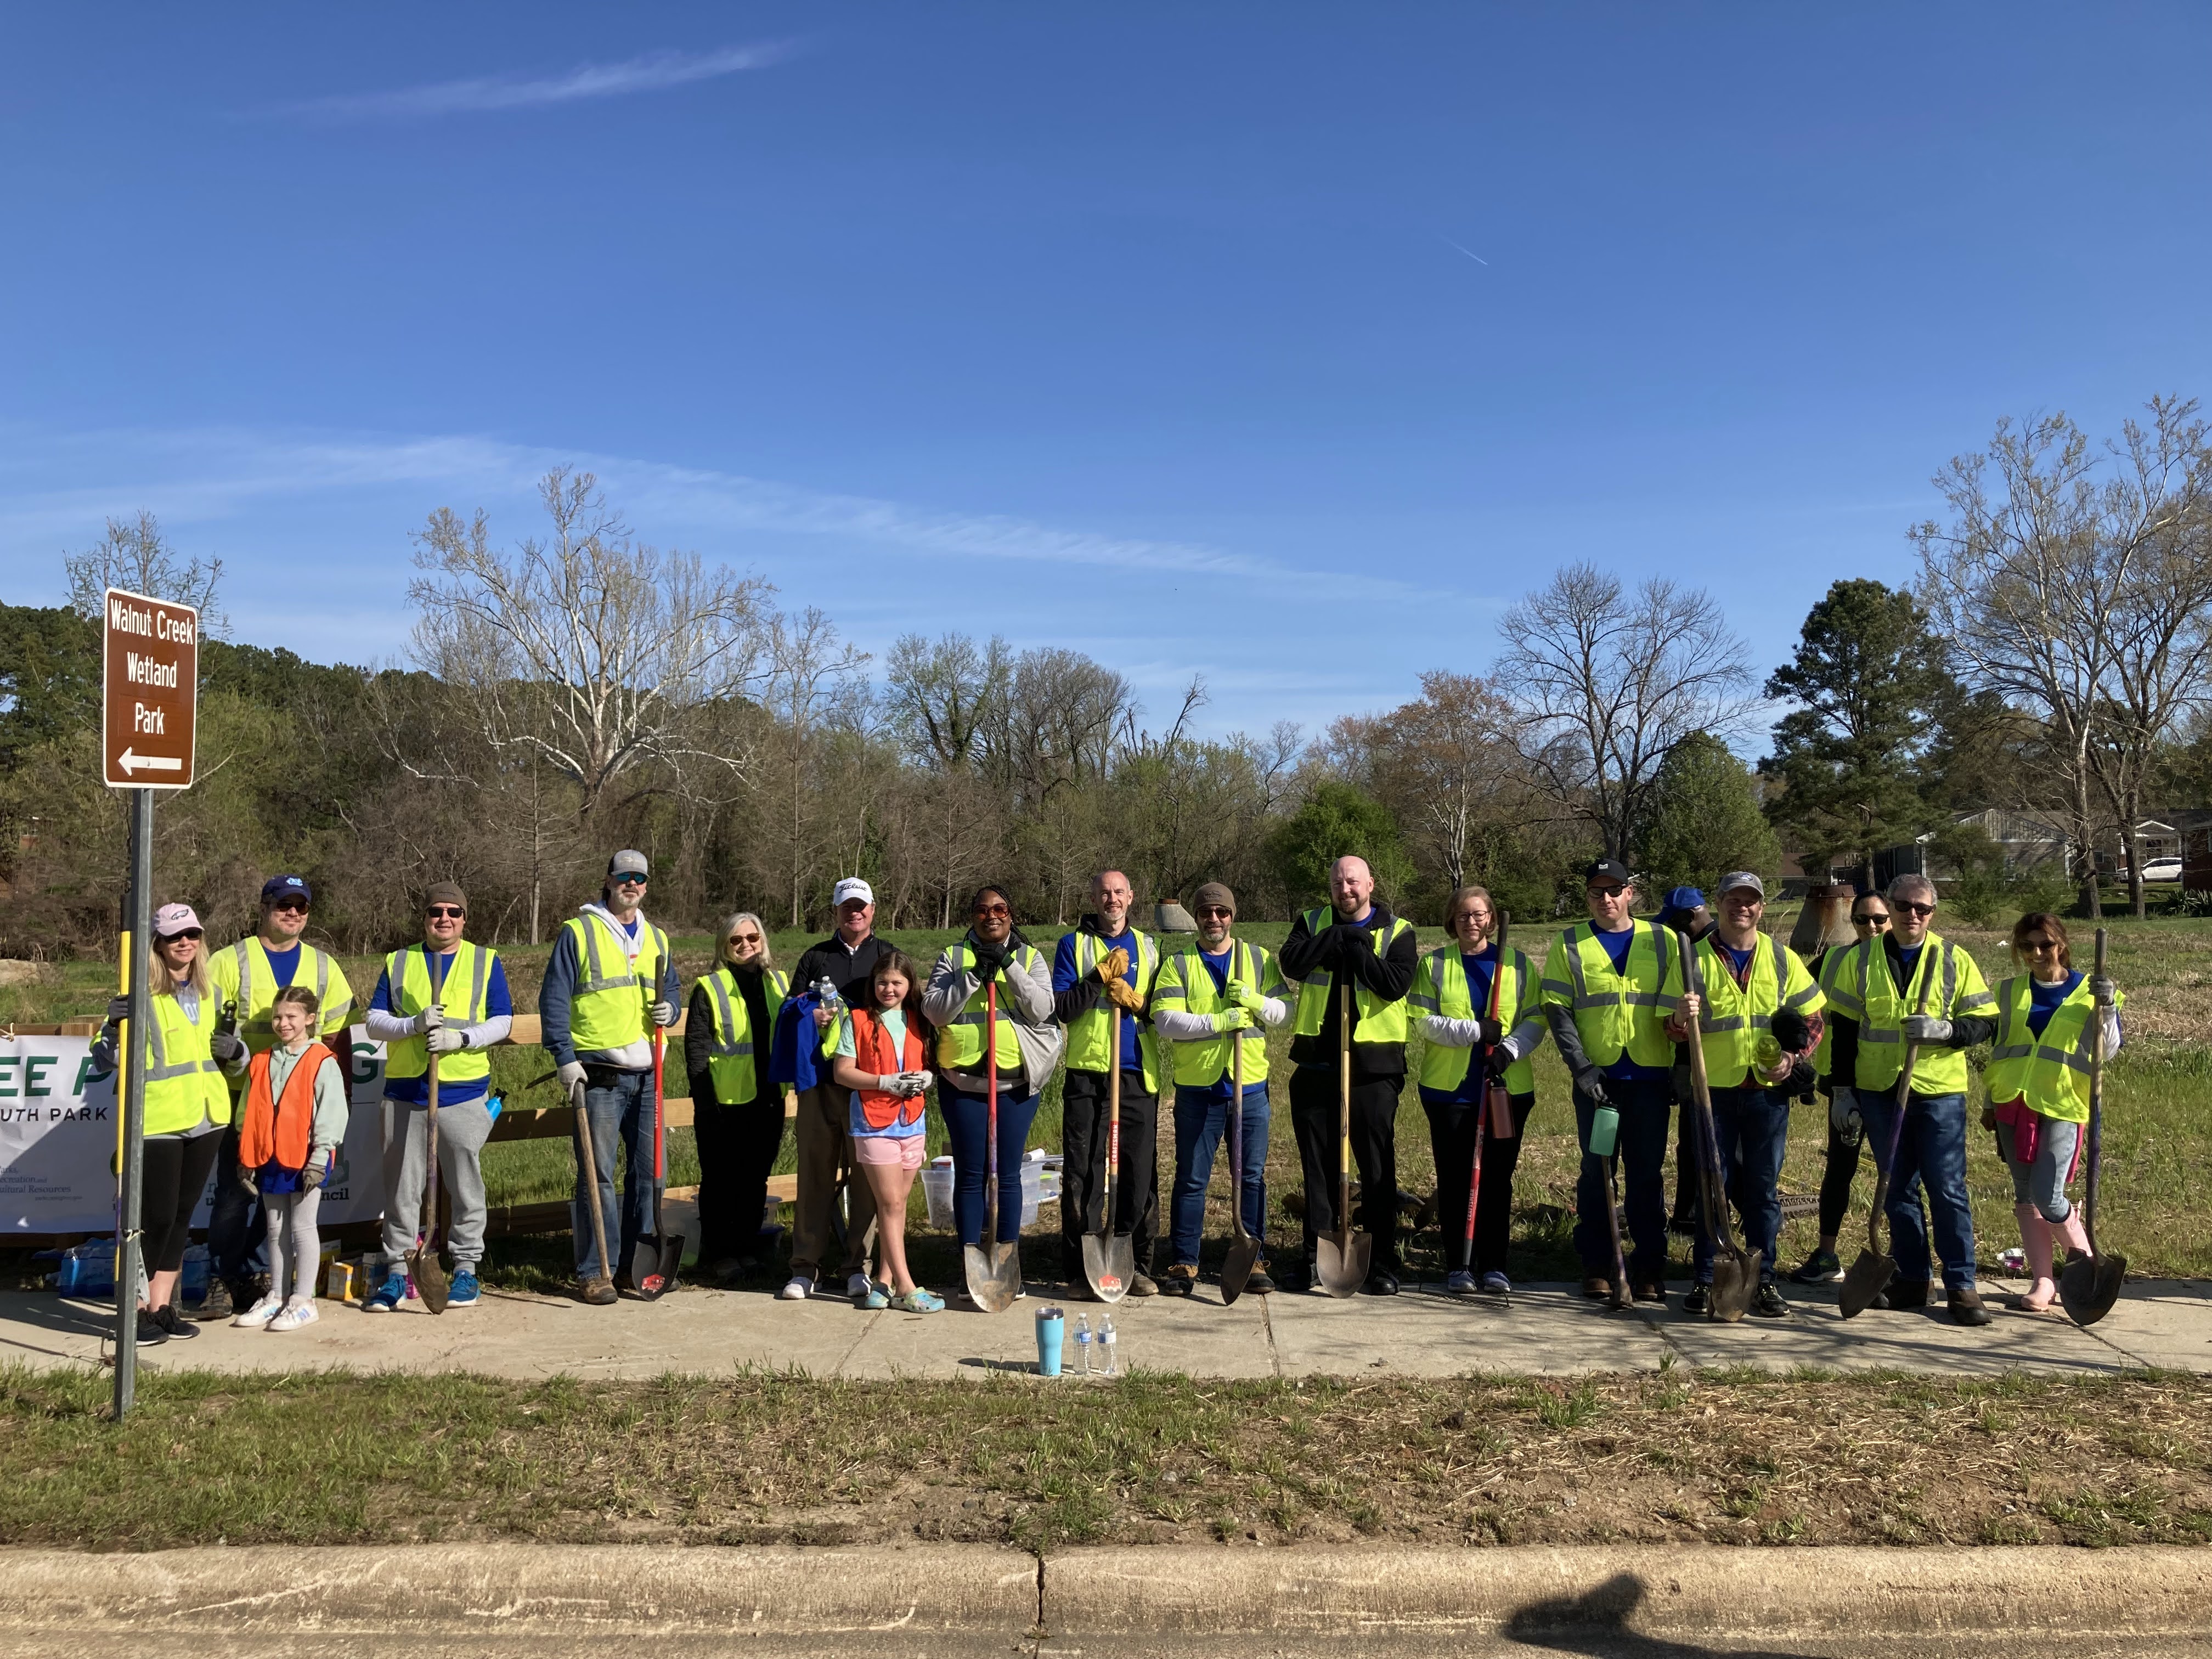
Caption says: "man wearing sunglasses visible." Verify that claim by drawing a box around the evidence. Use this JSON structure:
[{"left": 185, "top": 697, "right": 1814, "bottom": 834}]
[
  {"left": 540, "top": 850, "right": 682, "bottom": 1305},
  {"left": 1788, "top": 888, "right": 1889, "bottom": 1284},
  {"left": 1824, "top": 873, "right": 1999, "bottom": 1325},
  {"left": 202, "top": 874, "right": 357, "bottom": 1322},
  {"left": 360, "top": 883, "right": 514, "bottom": 1312}
]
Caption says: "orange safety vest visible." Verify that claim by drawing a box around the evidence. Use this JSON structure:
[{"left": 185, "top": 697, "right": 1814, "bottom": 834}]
[
  {"left": 238, "top": 1041, "right": 332, "bottom": 1172},
  {"left": 851, "top": 1010, "right": 928, "bottom": 1132}
]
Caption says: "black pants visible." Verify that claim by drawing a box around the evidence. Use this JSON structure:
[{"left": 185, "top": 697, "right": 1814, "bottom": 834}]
[
  {"left": 1289, "top": 1065, "right": 1402, "bottom": 1272},
  {"left": 1060, "top": 1067, "right": 1159, "bottom": 1273},
  {"left": 207, "top": 1121, "right": 267, "bottom": 1287},
  {"left": 140, "top": 1130, "right": 223, "bottom": 1277},
  {"left": 1421, "top": 1090, "right": 1537, "bottom": 1276},
  {"left": 1814, "top": 1107, "right": 1866, "bottom": 1240},
  {"left": 693, "top": 1096, "right": 787, "bottom": 1267}
]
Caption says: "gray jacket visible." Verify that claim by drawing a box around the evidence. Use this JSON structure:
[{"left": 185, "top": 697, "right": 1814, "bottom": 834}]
[{"left": 923, "top": 935, "right": 1064, "bottom": 1093}]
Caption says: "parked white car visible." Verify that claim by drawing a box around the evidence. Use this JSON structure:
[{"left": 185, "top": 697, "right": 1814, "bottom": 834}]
[{"left": 2139, "top": 856, "right": 2183, "bottom": 883}]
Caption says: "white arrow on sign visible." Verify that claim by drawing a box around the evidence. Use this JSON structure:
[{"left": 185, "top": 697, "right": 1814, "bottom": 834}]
[{"left": 117, "top": 748, "right": 184, "bottom": 774}]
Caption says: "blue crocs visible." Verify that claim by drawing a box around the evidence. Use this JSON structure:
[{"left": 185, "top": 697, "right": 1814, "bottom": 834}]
[
  {"left": 363, "top": 1270, "right": 408, "bottom": 1312},
  {"left": 445, "top": 1269, "right": 481, "bottom": 1308}
]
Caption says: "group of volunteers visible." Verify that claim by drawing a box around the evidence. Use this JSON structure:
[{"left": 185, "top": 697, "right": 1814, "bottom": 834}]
[{"left": 94, "top": 843, "right": 2121, "bottom": 1334}]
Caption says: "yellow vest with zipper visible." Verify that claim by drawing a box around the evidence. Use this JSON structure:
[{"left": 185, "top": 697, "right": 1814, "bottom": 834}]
[
  {"left": 1686, "top": 933, "right": 1825, "bottom": 1089},
  {"left": 935, "top": 941, "right": 1046, "bottom": 1073},
  {"left": 1824, "top": 932, "right": 1993, "bottom": 1097},
  {"left": 1412, "top": 944, "right": 1539, "bottom": 1095},
  {"left": 1537, "top": 920, "right": 1683, "bottom": 1070},
  {"left": 1290, "top": 908, "right": 1415, "bottom": 1044},
  {"left": 700, "top": 965, "right": 791, "bottom": 1105},
  {"left": 1062, "top": 928, "right": 1160, "bottom": 1093},
  {"left": 1984, "top": 973, "right": 2122, "bottom": 1125},
  {"left": 1153, "top": 939, "right": 1285, "bottom": 1088},
  {"left": 560, "top": 913, "right": 669, "bottom": 1054},
  {"left": 138, "top": 989, "right": 233, "bottom": 1137},
  {"left": 380, "top": 941, "right": 500, "bottom": 1086}
]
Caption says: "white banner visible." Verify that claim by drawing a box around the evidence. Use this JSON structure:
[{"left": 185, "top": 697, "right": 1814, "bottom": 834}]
[{"left": 0, "top": 1028, "right": 394, "bottom": 1234}]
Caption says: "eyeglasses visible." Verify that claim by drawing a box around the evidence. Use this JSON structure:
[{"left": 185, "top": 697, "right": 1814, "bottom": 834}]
[
  {"left": 974, "top": 902, "right": 1011, "bottom": 919},
  {"left": 1452, "top": 911, "right": 1492, "bottom": 928},
  {"left": 1197, "top": 906, "right": 1233, "bottom": 919},
  {"left": 1897, "top": 900, "right": 1935, "bottom": 917},
  {"left": 1852, "top": 913, "right": 1892, "bottom": 928},
  {"left": 426, "top": 906, "right": 465, "bottom": 919}
]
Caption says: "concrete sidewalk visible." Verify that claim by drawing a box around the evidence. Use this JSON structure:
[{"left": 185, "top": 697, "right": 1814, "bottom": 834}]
[{"left": 5, "top": 1268, "right": 2205, "bottom": 1380}]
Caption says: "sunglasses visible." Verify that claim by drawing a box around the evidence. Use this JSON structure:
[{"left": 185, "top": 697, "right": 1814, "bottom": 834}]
[
  {"left": 426, "top": 906, "right": 465, "bottom": 919},
  {"left": 269, "top": 898, "right": 309, "bottom": 913},
  {"left": 729, "top": 933, "right": 762, "bottom": 946},
  {"left": 163, "top": 929, "right": 204, "bottom": 942},
  {"left": 613, "top": 874, "right": 647, "bottom": 887},
  {"left": 2021, "top": 936, "right": 2063, "bottom": 952},
  {"left": 974, "top": 902, "right": 1011, "bottom": 919},
  {"left": 1197, "top": 906, "right": 1234, "bottom": 919},
  {"left": 1897, "top": 900, "right": 1935, "bottom": 917},
  {"left": 1588, "top": 885, "right": 1629, "bottom": 899},
  {"left": 1853, "top": 913, "right": 1892, "bottom": 928}
]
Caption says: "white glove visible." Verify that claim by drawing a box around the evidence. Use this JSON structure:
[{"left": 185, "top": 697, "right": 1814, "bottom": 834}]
[
  {"left": 557, "top": 1060, "right": 588, "bottom": 1092},
  {"left": 898, "top": 1071, "right": 934, "bottom": 1097},
  {"left": 426, "top": 1026, "right": 467, "bottom": 1054},
  {"left": 2089, "top": 975, "right": 2117, "bottom": 1005},
  {"left": 650, "top": 1000, "right": 677, "bottom": 1028},
  {"left": 415, "top": 1004, "right": 445, "bottom": 1035},
  {"left": 1901, "top": 1015, "right": 1954, "bottom": 1045},
  {"left": 1830, "top": 1091, "right": 1862, "bottom": 1137}
]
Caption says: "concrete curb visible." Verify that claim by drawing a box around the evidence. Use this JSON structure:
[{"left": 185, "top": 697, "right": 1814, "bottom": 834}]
[{"left": 0, "top": 1543, "right": 2207, "bottom": 1639}]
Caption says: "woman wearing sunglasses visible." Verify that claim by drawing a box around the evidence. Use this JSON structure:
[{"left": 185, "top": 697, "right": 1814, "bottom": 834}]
[
  {"left": 91, "top": 902, "right": 246, "bottom": 1344},
  {"left": 686, "top": 912, "right": 788, "bottom": 1284},
  {"left": 922, "top": 884, "right": 1064, "bottom": 1295},
  {"left": 1984, "top": 913, "right": 2122, "bottom": 1313}
]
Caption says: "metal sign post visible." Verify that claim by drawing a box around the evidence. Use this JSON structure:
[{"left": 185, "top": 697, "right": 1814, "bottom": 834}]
[{"left": 100, "top": 588, "right": 198, "bottom": 1421}]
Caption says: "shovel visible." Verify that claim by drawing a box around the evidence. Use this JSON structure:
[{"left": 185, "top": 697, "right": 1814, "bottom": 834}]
[
  {"left": 1457, "top": 913, "right": 1510, "bottom": 1296},
  {"left": 1082, "top": 1005, "right": 1136, "bottom": 1302},
  {"left": 1838, "top": 957, "right": 1937, "bottom": 1319},
  {"left": 1679, "top": 940, "right": 1754, "bottom": 1322},
  {"left": 963, "top": 979, "right": 1023, "bottom": 1312},
  {"left": 570, "top": 1074, "right": 616, "bottom": 1300},
  {"left": 1220, "top": 988, "right": 1261, "bottom": 1304},
  {"left": 1316, "top": 980, "right": 1374, "bottom": 1297},
  {"left": 2061, "top": 928, "right": 2125, "bottom": 1327},
  {"left": 628, "top": 1023, "right": 683, "bottom": 1300},
  {"left": 407, "top": 1053, "right": 450, "bottom": 1315}
]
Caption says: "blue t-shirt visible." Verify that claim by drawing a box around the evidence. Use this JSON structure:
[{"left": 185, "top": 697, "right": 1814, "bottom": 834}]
[
  {"left": 369, "top": 950, "right": 514, "bottom": 1105},
  {"left": 1418, "top": 945, "right": 1500, "bottom": 1107},
  {"left": 2026, "top": 972, "right": 2083, "bottom": 1038},
  {"left": 1053, "top": 926, "right": 1144, "bottom": 1073},
  {"left": 1716, "top": 941, "right": 1755, "bottom": 985},
  {"left": 263, "top": 943, "right": 302, "bottom": 989},
  {"left": 1589, "top": 925, "right": 1665, "bottom": 1081}
]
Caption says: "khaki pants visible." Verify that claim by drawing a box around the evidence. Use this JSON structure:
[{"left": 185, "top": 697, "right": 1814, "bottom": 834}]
[{"left": 789, "top": 1082, "right": 876, "bottom": 1281}]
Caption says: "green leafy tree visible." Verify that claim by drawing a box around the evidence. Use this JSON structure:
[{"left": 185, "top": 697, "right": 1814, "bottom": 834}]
[
  {"left": 1637, "top": 733, "right": 1781, "bottom": 898},
  {"left": 1762, "top": 579, "right": 1955, "bottom": 885},
  {"left": 1267, "top": 781, "right": 1416, "bottom": 913}
]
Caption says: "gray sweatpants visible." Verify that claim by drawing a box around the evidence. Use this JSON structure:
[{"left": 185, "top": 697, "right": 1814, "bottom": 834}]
[
  {"left": 380, "top": 1096, "right": 495, "bottom": 1268},
  {"left": 263, "top": 1187, "right": 323, "bottom": 1303},
  {"left": 1996, "top": 1115, "right": 2081, "bottom": 1222}
]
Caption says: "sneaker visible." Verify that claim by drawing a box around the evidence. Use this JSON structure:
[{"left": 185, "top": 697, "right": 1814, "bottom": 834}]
[
  {"left": 894, "top": 1288, "right": 945, "bottom": 1313},
  {"left": 1246, "top": 1268, "right": 1276, "bottom": 1295},
  {"left": 1752, "top": 1280, "right": 1790, "bottom": 1318},
  {"left": 445, "top": 1270, "right": 481, "bottom": 1308},
  {"left": 233, "top": 1293, "right": 286, "bottom": 1329},
  {"left": 1444, "top": 1269, "right": 1478, "bottom": 1296},
  {"left": 133, "top": 1307, "right": 168, "bottom": 1346},
  {"left": 196, "top": 1278, "right": 235, "bottom": 1322},
  {"left": 1789, "top": 1249, "right": 1843, "bottom": 1285},
  {"left": 1128, "top": 1272, "right": 1160, "bottom": 1297},
  {"left": 1160, "top": 1264, "right": 1198, "bottom": 1297},
  {"left": 579, "top": 1276, "right": 618, "bottom": 1306},
  {"left": 846, "top": 1271, "right": 872, "bottom": 1301},
  {"left": 268, "top": 1297, "right": 319, "bottom": 1333},
  {"left": 1683, "top": 1283, "right": 1711, "bottom": 1316},
  {"left": 364, "top": 1271, "right": 408, "bottom": 1311},
  {"left": 779, "top": 1274, "right": 815, "bottom": 1302},
  {"left": 1479, "top": 1271, "right": 1511, "bottom": 1297},
  {"left": 153, "top": 1301, "right": 198, "bottom": 1339},
  {"left": 860, "top": 1282, "right": 890, "bottom": 1311}
]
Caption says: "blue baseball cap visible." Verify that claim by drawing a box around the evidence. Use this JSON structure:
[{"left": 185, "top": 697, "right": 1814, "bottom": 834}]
[
  {"left": 260, "top": 874, "right": 312, "bottom": 906},
  {"left": 1664, "top": 885, "right": 1705, "bottom": 913}
]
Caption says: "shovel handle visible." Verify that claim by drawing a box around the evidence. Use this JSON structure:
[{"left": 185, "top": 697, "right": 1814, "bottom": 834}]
[
  {"left": 1228, "top": 972, "right": 1250, "bottom": 1243},
  {"left": 1338, "top": 978, "right": 1355, "bottom": 1223},
  {"left": 2084, "top": 928, "right": 2109, "bottom": 1244},
  {"left": 984, "top": 977, "right": 998, "bottom": 1242}
]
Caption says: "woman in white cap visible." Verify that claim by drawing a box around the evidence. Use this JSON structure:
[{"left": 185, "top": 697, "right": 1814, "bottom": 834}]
[{"left": 91, "top": 902, "right": 246, "bottom": 1344}]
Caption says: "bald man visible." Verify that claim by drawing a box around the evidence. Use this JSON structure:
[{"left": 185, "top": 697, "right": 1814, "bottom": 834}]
[{"left": 1277, "top": 856, "right": 1421, "bottom": 1294}]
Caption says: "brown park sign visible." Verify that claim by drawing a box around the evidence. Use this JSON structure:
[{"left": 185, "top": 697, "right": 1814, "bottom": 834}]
[{"left": 101, "top": 588, "right": 199, "bottom": 789}]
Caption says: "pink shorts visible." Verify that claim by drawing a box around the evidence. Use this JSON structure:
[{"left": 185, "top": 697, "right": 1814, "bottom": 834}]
[{"left": 852, "top": 1133, "right": 926, "bottom": 1171}]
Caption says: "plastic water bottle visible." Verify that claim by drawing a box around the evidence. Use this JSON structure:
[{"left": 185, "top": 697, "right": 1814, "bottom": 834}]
[
  {"left": 1099, "top": 1314, "right": 1119, "bottom": 1377},
  {"left": 815, "top": 977, "right": 843, "bottom": 1014},
  {"left": 1073, "top": 1314, "right": 1093, "bottom": 1376}
]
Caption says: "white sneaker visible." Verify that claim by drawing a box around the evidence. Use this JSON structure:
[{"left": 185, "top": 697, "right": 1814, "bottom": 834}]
[
  {"left": 268, "top": 1297, "right": 320, "bottom": 1332},
  {"left": 845, "top": 1272, "right": 871, "bottom": 1300},
  {"left": 778, "top": 1274, "right": 814, "bottom": 1301},
  {"left": 233, "top": 1293, "right": 285, "bottom": 1329}
]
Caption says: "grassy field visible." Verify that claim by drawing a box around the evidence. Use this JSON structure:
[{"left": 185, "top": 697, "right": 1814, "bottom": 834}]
[
  {"left": 8, "top": 912, "right": 2209, "bottom": 1284},
  {"left": 2, "top": 1362, "right": 2208, "bottom": 1551}
]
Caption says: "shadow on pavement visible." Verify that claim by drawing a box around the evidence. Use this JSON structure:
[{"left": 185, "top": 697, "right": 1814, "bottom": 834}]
[{"left": 1505, "top": 1573, "right": 1816, "bottom": 1658}]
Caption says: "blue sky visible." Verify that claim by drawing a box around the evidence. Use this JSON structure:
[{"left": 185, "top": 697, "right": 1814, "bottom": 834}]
[{"left": 3, "top": 6, "right": 2208, "bottom": 743}]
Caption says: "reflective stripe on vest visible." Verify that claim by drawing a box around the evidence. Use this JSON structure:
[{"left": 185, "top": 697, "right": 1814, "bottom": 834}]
[
  {"left": 935, "top": 943, "right": 1041, "bottom": 1072},
  {"left": 703, "top": 965, "right": 790, "bottom": 1104},
  {"left": 1414, "top": 945, "right": 1536, "bottom": 1095},
  {"left": 228, "top": 939, "right": 343, "bottom": 1042},
  {"left": 1987, "top": 974, "right": 2118, "bottom": 1124},
  {"left": 564, "top": 914, "right": 668, "bottom": 1053},
  {"left": 1157, "top": 940, "right": 1276, "bottom": 1088},
  {"left": 1842, "top": 933, "right": 1987, "bottom": 1096},
  {"left": 382, "top": 942, "right": 497, "bottom": 1084},
  {"left": 142, "top": 990, "right": 231, "bottom": 1137},
  {"left": 1291, "top": 908, "right": 1414, "bottom": 1045},
  {"left": 1540, "top": 921, "right": 1678, "bottom": 1070}
]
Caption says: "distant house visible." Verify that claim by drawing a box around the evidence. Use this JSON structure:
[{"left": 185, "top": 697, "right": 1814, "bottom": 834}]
[
  {"left": 1950, "top": 808, "right": 2072, "bottom": 875},
  {"left": 2174, "top": 809, "right": 2212, "bottom": 892}
]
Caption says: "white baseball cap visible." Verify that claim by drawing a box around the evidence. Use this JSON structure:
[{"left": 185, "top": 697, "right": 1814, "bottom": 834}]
[{"left": 833, "top": 877, "right": 875, "bottom": 908}]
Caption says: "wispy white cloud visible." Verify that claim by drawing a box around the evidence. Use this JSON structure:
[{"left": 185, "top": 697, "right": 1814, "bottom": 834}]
[{"left": 274, "top": 42, "right": 795, "bottom": 122}]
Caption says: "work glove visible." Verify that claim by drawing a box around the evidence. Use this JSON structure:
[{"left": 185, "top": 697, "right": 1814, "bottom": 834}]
[
  {"left": 1572, "top": 1068, "right": 1610, "bottom": 1108},
  {"left": 1785, "top": 1057, "right": 1817, "bottom": 1096},
  {"left": 1215, "top": 1007, "right": 1254, "bottom": 1034},
  {"left": 415, "top": 1004, "right": 445, "bottom": 1035},
  {"left": 302, "top": 1151, "right": 332, "bottom": 1191},
  {"left": 1097, "top": 946, "right": 1131, "bottom": 984},
  {"left": 210, "top": 1030, "right": 246, "bottom": 1066},
  {"left": 650, "top": 1000, "right": 677, "bottom": 1028},
  {"left": 1103, "top": 975, "right": 1145, "bottom": 1014},
  {"left": 1900, "top": 1015, "right": 1955, "bottom": 1045},
  {"left": 426, "top": 1026, "right": 467, "bottom": 1054},
  {"left": 1487, "top": 1040, "right": 1516, "bottom": 1076},
  {"left": 556, "top": 1060, "right": 589, "bottom": 1093},
  {"left": 1226, "top": 979, "right": 1267, "bottom": 1014},
  {"left": 1829, "top": 1091, "right": 1863, "bottom": 1138},
  {"left": 1472, "top": 1016, "right": 1504, "bottom": 1046},
  {"left": 104, "top": 994, "right": 133, "bottom": 1027},
  {"left": 235, "top": 1161, "right": 259, "bottom": 1196},
  {"left": 2090, "top": 974, "right": 2117, "bottom": 1005},
  {"left": 968, "top": 941, "right": 1008, "bottom": 981},
  {"left": 896, "top": 1070, "right": 934, "bottom": 1097}
]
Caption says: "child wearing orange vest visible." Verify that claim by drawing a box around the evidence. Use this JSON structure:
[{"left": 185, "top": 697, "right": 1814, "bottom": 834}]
[
  {"left": 830, "top": 951, "right": 940, "bottom": 1313},
  {"left": 233, "top": 985, "right": 351, "bottom": 1331}
]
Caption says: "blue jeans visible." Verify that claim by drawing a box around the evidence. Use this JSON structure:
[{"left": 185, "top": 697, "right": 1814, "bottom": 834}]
[
  {"left": 943, "top": 1079, "right": 1041, "bottom": 1246},
  {"left": 1574, "top": 1076, "right": 1672, "bottom": 1282},
  {"left": 1167, "top": 1083, "right": 1270, "bottom": 1267},
  {"left": 1859, "top": 1088, "right": 1977, "bottom": 1291},
  {"left": 1691, "top": 1085, "right": 1790, "bottom": 1282},
  {"left": 571, "top": 1067, "right": 657, "bottom": 1281}
]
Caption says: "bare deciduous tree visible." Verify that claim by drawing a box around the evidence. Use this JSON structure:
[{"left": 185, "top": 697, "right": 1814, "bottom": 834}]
[
  {"left": 1371, "top": 670, "right": 1529, "bottom": 892},
  {"left": 884, "top": 631, "right": 1009, "bottom": 771},
  {"left": 64, "top": 511, "right": 228, "bottom": 635},
  {"left": 1497, "top": 564, "right": 1756, "bottom": 861}
]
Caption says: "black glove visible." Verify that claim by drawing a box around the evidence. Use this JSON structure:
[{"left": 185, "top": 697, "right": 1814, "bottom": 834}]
[
  {"left": 1474, "top": 1016, "right": 1503, "bottom": 1046},
  {"left": 104, "top": 994, "right": 132, "bottom": 1027},
  {"left": 969, "top": 941, "right": 1008, "bottom": 981},
  {"left": 1573, "top": 1068, "right": 1610, "bottom": 1107},
  {"left": 210, "top": 1030, "right": 246, "bottom": 1065},
  {"left": 1786, "top": 1058, "right": 1817, "bottom": 1097},
  {"left": 1486, "top": 1042, "right": 1514, "bottom": 1077}
]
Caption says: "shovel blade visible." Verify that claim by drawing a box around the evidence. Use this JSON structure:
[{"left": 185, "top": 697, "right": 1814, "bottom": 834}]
[
  {"left": 1708, "top": 1254, "right": 1756, "bottom": 1323},
  {"left": 963, "top": 1239, "right": 1022, "bottom": 1313},
  {"left": 633, "top": 1234, "right": 682, "bottom": 1302},
  {"left": 1082, "top": 1233, "right": 1135, "bottom": 1304},
  {"left": 2059, "top": 1251, "right": 2126, "bottom": 1328},
  {"left": 1315, "top": 1230, "right": 1372, "bottom": 1299},
  {"left": 408, "top": 1248, "right": 449, "bottom": 1316},
  {"left": 1837, "top": 1247, "right": 1894, "bottom": 1320},
  {"left": 1220, "top": 1233, "right": 1261, "bottom": 1306}
]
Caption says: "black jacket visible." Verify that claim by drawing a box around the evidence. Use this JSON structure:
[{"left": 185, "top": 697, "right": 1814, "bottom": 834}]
[
  {"left": 792, "top": 931, "right": 894, "bottom": 1009},
  {"left": 1279, "top": 902, "right": 1420, "bottom": 1078}
]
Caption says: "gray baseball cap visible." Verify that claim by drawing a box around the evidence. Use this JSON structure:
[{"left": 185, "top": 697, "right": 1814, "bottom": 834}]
[
  {"left": 607, "top": 849, "right": 650, "bottom": 880},
  {"left": 1716, "top": 870, "right": 1765, "bottom": 899}
]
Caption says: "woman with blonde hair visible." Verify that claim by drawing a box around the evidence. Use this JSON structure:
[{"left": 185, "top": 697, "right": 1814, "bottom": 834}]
[
  {"left": 91, "top": 903, "right": 246, "bottom": 1344},
  {"left": 684, "top": 911, "right": 789, "bottom": 1283}
]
